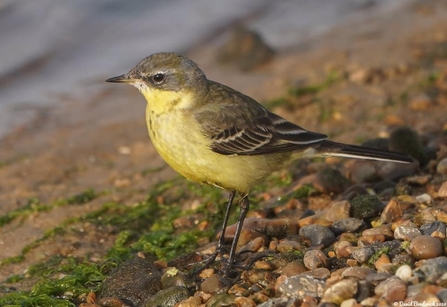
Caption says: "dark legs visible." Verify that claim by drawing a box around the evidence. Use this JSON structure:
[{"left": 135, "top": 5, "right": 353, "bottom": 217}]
[
  {"left": 191, "top": 191, "right": 250, "bottom": 276},
  {"left": 215, "top": 190, "right": 236, "bottom": 255},
  {"left": 226, "top": 194, "right": 249, "bottom": 271}
]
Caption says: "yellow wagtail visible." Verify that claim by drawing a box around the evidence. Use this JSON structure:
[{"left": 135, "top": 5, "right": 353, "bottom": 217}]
[{"left": 106, "top": 52, "right": 412, "bottom": 273}]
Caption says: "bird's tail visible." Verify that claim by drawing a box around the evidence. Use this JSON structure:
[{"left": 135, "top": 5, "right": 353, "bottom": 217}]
[{"left": 317, "top": 140, "right": 414, "bottom": 163}]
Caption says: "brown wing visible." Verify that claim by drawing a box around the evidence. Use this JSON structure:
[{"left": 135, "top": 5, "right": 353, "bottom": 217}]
[{"left": 194, "top": 81, "right": 327, "bottom": 156}]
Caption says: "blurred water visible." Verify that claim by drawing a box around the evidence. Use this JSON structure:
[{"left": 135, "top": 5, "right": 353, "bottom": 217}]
[{"left": 0, "top": 0, "right": 411, "bottom": 138}]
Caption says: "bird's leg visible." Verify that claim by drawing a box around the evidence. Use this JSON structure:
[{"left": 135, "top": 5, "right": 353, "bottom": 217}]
[
  {"left": 216, "top": 190, "right": 236, "bottom": 254},
  {"left": 189, "top": 190, "right": 236, "bottom": 275},
  {"left": 225, "top": 193, "right": 249, "bottom": 275}
]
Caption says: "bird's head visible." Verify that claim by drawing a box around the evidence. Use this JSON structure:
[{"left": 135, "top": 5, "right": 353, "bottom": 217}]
[{"left": 106, "top": 52, "right": 208, "bottom": 111}]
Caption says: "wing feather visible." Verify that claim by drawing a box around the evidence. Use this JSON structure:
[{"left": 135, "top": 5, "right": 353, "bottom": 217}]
[{"left": 194, "top": 81, "right": 327, "bottom": 156}]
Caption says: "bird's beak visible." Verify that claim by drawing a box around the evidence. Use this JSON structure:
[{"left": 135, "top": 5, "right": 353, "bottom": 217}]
[{"left": 105, "top": 74, "right": 136, "bottom": 83}]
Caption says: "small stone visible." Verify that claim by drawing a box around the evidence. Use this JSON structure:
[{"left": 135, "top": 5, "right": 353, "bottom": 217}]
[
  {"left": 234, "top": 297, "right": 257, "bottom": 307},
  {"left": 343, "top": 160, "right": 378, "bottom": 183},
  {"left": 216, "top": 26, "right": 274, "bottom": 71},
  {"left": 101, "top": 257, "right": 162, "bottom": 307},
  {"left": 394, "top": 225, "right": 422, "bottom": 241},
  {"left": 350, "top": 195, "right": 384, "bottom": 220},
  {"left": 276, "top": 239, "right": 306, "bottom": 253},
  {"left": 299, "top": 225, "right": 335, "bottom": 247},
  {"left": 304, "top": 250, "right": 327, "bottom": 270},
  {"left": 376, "top": 162, "right": 418, "bottom": 181},
  {"left": 314, "top": 167, "right": 351, "bottom": 193},
  {"left": 380, "top": 199, "right": 403, "bottom": 223},
  {"left": 362, "top": 225, "right": 394, "bottom": 239},
  {"left": 420, "top": 221, "right": 446, "bottom": 238},
  {"left": 438, "top": 288, "right": 447, "bottom": 303},
  {"left": 321, "top": 278, "right": 358, "bottom": 305},
  {"left": 358, "top": 234, "right": 385, "bottom": 244},
  {"left": 177, "top": 296, "right": 202, "bottom": 307},
  {"left": 275, "top": 274, "right": 325, "bottom": 299},
  {"left": 145, "top": 286, "right": 189, "bottom": 307},
  {"left": 406, "top": 175, "right": 431, "bottom": 186},
  {"left": 374, "top": 276, "right": 407, "bottom": 302},
  {"left": 341, "top": 267, "right": 373, "bottom": 280},
  {"left": 307, "top": 268, "right": 331, "bottom": 279},
  {"left": 332, "top": 218, "right": 366, "bottom": 234},
  {"left": 323, "top": 200, "right": 351, "bottom": 222},
  {"left": 200, "top": 274, "right": 227, "bottom": 293},
  {"left": 395, "top": 264, "right": 412, "bottom": 282},
  {"left": 413, "top": 256, "right": 447, "bottom": 283},
  {"left": 280, "top": 259, "right": 307, "bottom": 277},
  {"left": 374, "top": 254, "right": 391, "bottom": 271},
  {"left": 334, "top": 241, "right": 352, "bottom": 258},
  {"left": 438, "top": 182, "right": 447, "bottom": 198},
  {"left": 389, "top": 126, "right": 427, "bottom": 166},
  {"left": 437, "top": 158, "right": 447, "bottom": 175},
  {"left": 416, "top": 193, "right": 432, "bottom": 204},
  {"left": 205, "top": 293, "right": 236, "bottom": 307},
  {"left": 409, "top": 235, "right": 443, "bottom": 260},
  {"left": 373, "top": 180, "right": 396, "bottom": 194}
]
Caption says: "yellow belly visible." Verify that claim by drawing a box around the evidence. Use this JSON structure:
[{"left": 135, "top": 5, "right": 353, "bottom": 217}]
[{"left": 145, "top": 106, "right": 291, "bottom": 193}]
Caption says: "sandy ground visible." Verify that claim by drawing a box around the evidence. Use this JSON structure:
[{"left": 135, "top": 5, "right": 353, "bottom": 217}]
[{"left": 1, "top": 0, "right": 447, "bottom": 291}]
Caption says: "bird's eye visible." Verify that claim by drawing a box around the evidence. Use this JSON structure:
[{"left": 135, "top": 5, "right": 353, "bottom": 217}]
[{"left": 152, "top": 73, "right": 166, "bottom": 84}]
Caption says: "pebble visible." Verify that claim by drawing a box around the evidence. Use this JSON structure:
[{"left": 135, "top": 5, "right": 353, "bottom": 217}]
[
  {"left": 144, "top": 286, "right": 189, "bottom": 307},
  {"left": 275, "top": 274, "right": 325, "bottom": 299},
  {"left": 437, "top": 158, "right": 447, "bottom": 174},
  {"left": 299, "top": 225, "right": 335, "bottom": 247},
  {"left": 205, "top": 293, "right": 236, "bottom": 307},
  {"left": 394, "top": 225, "right": 422, "bottom": 241},
  {"left": 314, "top": 167, "right": 351, "bottom": 193},
  {"left": 334, "top": 241, "right": 352, "bottom": 258},
  {"left": 349, "top": 194, "right": 384, "bottom": 220},
  {"left": 303, "top": 250, "right": 327, "bottom": 270},
  {"left": 420, "top": 221, "right": 446, "bottom": 238},
  {"left": 438, "top": 181, "right": 447, "bottom": 198},
  {"left": 331, "top": 218, "right": 366, "bottom": 234},
  {"left": 406, "top": 282, "right": 427, "bottom": 298},
  {"left": 343, "top": 160, "right": 378, "bottom": 183},
  {"left": 374, "top": 254, "right": 391, "bottom": 272},
  {"left": 341, "top": 267, "right": 373, "bottom": 280},
  {"left": 377, "top": 161, "right": 418, "bottom": 181},
  {"left": 216, "top": 26, "right": 274, "bottom": 71},
  {"left": 356, "top": 280, "right": 372, "bottom": 302},
  {"left": 200, "top": 274, "right": 227, "bottom": 293},
  {"left": 177, "top": 296, "right": 202, "bottom": 307},
  {"left": 438, "top": 289, "right": 447, "bottom": 303},
  {"left": 389, "top": 126, "right": 427, "bottom": 166},
  {"left": 352, "top": 240, "right": 402, "bottom": 263},
  {"left": 280, "top": 259, "right": 307, "bottom": 277},
  {"left": 322, "top": 200, "right": 351, "bottom": 222},
  {"left": 362, "top": 225, "right": 394, "bottom": 239},
  {"left": 321, "top": 278, "right": 358, "bottom": 305},
  {"left": 380, "top": 198, "right": 403, "bottom": 223},
  {"left": 416, "top": 193, "right": 432, "bottom": 204},
  {"left": 234, "top": 297, "right": 257, "bottom": 307},
  {"left": 306, "top": 268, "right": 331, "bottom": 279},
  {"left": 276, "top": 239, "right": 306, "bottom": 253},
  {"left": 407, "top": 175, "right": 432, "bottom": 186},
  {"left": 413, "top": 256, "right": 447, "bottom": 283},
  {"left": 374, "top": 276, "right": 407, "bottom": 302},
  {"left": 409, "top": 235, "right": 443, "bottom": 260},
  {"left": 395, "top": 264, "right": 412, "bottom": 283},
  {"left": 100, "top": 257, "right": 162, "bottom": 307}
]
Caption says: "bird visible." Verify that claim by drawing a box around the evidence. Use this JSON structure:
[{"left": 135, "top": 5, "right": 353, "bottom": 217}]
[{"left": 106, "top": 52, "right": 413, "bottom": 274}]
